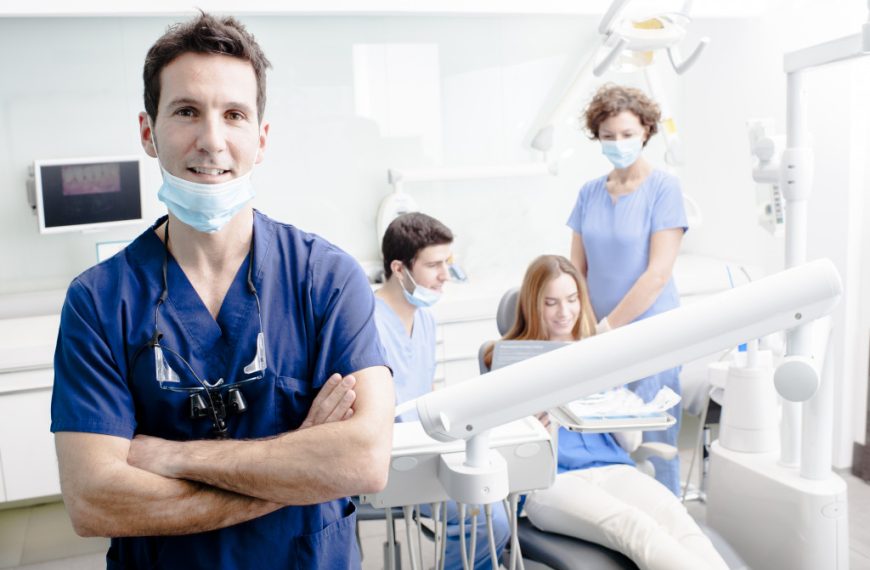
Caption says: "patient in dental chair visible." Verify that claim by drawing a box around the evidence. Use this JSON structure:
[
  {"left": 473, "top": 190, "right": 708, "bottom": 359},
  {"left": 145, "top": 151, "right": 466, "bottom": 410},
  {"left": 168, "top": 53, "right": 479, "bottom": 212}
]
[{"left": 483, "top": 255, "right": 728, "bottom": 570}]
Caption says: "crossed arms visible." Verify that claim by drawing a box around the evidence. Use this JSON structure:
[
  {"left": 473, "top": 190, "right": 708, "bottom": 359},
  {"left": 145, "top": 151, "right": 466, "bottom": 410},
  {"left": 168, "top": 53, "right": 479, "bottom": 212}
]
[{"left": 56, "top": 367, "right": 394, "bottom": 537}]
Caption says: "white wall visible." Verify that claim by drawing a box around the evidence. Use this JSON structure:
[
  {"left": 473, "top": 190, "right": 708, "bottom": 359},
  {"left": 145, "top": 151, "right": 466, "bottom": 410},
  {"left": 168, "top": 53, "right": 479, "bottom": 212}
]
[
  {"left": 0, "top": 15, "right": 604, "bottom": 295},
  {"left": 0, "top": 5, "right": 867, "bottom": 463},
  {"left": 0, "top": 13, "right": 690, "bottom": 296}
]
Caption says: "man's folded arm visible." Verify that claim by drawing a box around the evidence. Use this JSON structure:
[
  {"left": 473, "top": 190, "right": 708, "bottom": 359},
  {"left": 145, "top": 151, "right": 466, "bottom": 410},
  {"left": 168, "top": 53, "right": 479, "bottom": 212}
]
[{"left": 128, "top": 365, "right": 395, "bottom": 504}]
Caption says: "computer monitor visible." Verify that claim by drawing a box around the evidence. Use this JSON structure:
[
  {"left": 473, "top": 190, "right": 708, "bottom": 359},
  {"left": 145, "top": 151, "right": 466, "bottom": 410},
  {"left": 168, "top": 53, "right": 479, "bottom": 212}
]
[{"left": 32, "top": 156, "right": 144, "bottom": 234}]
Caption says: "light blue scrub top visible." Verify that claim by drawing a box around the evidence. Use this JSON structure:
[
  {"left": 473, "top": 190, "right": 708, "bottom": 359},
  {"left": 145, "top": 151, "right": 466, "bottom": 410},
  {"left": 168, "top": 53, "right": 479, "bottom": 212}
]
[
  {"left": 374, "top": 298, "right": 436, "bottom": 422},
  {"left": 567, "top": 170, "right": 688, "bottom": 495},
  {"left": 566, "top": 169, "right": 687, "bottom": 323}
]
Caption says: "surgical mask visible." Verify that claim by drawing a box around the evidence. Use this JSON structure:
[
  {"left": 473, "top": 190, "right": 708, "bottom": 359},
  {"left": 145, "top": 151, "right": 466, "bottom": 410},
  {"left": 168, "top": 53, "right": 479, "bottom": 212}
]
[
  {"left": 149, "top": 116, "right": 257, "bottom": 233},
  {"left": 157, "top": 169, "right": 255, "bottom": 234},
  {"left": 601, "top": 137, "right": 643, "bottom": 169},
  {"left": 400, "top": 268, "right": 442, "bottom": 308}
]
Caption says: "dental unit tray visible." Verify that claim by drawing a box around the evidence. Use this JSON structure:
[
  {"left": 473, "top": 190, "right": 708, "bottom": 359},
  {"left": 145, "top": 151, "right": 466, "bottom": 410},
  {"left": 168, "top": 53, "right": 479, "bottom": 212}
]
[
  {"left": 551, "top": 385, "right": 680, "bottom": 432},
  {"left": 548, "top": 407, "right": 675, "bottom": 433},
  {"left": 360, "top": 416, "right": 555, "bottom": 509}
]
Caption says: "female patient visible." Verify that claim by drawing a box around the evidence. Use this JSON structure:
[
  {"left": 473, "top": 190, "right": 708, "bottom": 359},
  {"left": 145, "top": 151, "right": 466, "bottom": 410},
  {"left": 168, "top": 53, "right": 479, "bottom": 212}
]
[{"left": 485, "top": 255, "right": 728, "bottom": 570}]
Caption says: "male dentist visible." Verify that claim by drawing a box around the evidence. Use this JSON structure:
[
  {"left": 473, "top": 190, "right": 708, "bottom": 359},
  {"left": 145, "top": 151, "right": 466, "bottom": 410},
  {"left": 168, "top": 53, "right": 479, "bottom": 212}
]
[{"left": 51, "top": 12, "right": 393, "bottom": 569}]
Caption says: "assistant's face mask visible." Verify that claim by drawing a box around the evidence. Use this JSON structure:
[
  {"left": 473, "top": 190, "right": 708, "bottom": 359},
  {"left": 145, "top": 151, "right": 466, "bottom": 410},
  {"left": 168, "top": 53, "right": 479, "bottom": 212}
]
[
  {"left": 601, "top": 136, "right": 643, "bottom": 169},
  {"left": 400, "top": 266, "right": 442, "bottom": 308},
  {"left": 148, "top": 116, "right": 258, "bottom": 233}
]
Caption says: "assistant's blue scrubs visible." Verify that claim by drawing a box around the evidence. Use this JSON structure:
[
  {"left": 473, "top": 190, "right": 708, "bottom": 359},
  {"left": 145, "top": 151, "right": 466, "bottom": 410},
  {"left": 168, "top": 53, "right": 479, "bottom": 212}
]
[
  {"left": 566, "top": 169, "right": 687, "bottom": 495},
  {"left": 51, "top": 211, "right": 388, "bottom": 569}
]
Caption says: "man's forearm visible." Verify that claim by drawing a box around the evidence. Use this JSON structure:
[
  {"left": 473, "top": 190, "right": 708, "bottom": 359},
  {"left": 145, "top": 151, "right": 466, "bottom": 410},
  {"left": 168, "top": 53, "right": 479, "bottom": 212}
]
[
  {"left": 57, "top": 432, "right": 283, "bottom": 537},
  {"left": 127, "top": 367, "right": 394, "bottom": 505},
  {"left": 156, "top": 419, "right": 386, "bottom": 504},
  {"left": 63, "top": 456, "right": 282, "bottom": 537}
]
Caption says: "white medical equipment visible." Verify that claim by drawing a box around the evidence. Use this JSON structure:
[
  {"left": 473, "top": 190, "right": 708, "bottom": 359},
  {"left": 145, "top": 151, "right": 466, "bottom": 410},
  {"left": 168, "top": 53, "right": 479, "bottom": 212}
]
[
  {"left": 375, "top": 188, "right": 420, "bottom": 251},
  {"left": 25, "top": 155, "right": 145, "bottom": 234},
  {"left": 747, "top": 119, "right": 787, "bottom": 236},
  {"left": 493, "top": 342, "right": 678, "bottom": 433},
  {"left": 415, "top": 260, "right": 839, "bottom": 442},
  {"left": 704, "top": 10, "right": 870, "bottom": 570},
  {"left": 550, "top": 387, "right": 678, "bottom": 434},
  {"left": 362, "top": 258, "right": 842, "bottom": 569}
]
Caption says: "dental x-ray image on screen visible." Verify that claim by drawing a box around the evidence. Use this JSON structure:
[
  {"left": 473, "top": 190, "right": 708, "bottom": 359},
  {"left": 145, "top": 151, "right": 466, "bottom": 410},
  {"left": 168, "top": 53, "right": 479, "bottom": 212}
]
[{"left": 34, "top": 156, "right": 144, "bottom": 234}]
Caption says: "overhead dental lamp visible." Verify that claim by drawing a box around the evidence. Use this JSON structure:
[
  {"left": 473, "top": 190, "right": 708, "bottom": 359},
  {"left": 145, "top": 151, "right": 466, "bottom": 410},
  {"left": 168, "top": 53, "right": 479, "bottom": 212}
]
[{"left": 528, "top": 0, "right": 709, "bottom": 155}]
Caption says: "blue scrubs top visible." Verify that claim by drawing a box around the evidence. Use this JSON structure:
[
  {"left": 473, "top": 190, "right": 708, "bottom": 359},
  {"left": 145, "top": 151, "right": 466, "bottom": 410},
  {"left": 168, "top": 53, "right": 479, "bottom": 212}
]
[
  {"left": 567, "top": 169, "right": 687, "bottom": 494},
  {"left": 373, "top": 298, "right": 435, "bottom": 422},
  {"left": 51, "top": 211, "right": 387, "bottom": 570},
  {"left": 566, "top": 169, "right": 687, "bottom": 323},
  {"left": 556, "top": 428, "right": 634, "bottom": 474}
]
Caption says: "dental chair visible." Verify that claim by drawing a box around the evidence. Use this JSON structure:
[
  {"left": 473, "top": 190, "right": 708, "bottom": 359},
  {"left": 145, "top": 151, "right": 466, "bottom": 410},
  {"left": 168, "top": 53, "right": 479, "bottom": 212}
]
[{"left": 480, "top": 288, "right": 747, "bottom": 570}]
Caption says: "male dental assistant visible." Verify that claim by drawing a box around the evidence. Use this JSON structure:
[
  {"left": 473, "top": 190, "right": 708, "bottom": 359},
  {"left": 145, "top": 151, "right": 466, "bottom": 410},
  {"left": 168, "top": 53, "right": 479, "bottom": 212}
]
[
  {"left": 50, "top": 13, "right": 393, "bottom": 569},
  {"left": 374, "top": 213, "right": 510, "bottom": 570}
]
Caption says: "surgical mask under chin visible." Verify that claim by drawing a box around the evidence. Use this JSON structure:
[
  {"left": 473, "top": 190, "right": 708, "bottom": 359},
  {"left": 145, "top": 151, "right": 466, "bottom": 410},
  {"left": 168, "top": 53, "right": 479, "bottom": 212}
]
[
  {"left": 400, "top": 269, "right": 442, "bottom": 308},
  {"left": 149, "top": 117, "right": 256, "bottom": 233},
  {"left": 601, "top": 137, "right": 643, "bottom": 169},
  {"left": 157, "top": 168, "right": 255, "bottom": 233}
]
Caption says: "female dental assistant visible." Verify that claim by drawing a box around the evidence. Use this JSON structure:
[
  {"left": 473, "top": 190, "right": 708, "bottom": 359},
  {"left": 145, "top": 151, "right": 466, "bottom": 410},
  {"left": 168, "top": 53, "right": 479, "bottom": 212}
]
[{"left": 567, "top": 84, "right": 687, "bottom": 495}]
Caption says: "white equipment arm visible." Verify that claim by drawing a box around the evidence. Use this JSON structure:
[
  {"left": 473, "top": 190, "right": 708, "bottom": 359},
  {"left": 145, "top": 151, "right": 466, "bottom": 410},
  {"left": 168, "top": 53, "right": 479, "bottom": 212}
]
[{"left": 416, "top": 259, "right": 841, "bottom": 442}]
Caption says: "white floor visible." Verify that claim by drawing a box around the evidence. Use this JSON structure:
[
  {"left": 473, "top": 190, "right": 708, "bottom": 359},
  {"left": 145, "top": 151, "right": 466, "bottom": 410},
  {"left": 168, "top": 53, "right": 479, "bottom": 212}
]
[{"left": 5, "top": 415, "right": 870, "bottom": 570}]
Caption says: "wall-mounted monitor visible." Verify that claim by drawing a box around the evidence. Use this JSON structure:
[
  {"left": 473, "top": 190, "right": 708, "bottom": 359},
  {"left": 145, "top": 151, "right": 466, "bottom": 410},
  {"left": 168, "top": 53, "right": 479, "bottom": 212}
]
[{"left": 32, "top": 156, "right": 144, "bottom": 234}]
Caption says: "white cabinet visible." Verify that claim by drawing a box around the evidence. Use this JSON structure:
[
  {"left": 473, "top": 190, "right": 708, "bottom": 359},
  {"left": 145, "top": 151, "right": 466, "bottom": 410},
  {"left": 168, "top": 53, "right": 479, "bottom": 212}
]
[
  {"left": 441, "top": 319, "right": 498, "bottom": 362},
  {"left": 428, "top": 283, "right": 503, "bottom": 389},
  {"left": 0, "top": 379, "right": 60, "bottom": 503},
  {"left": 0, "top": 315, "right": 61, "bottom": 506},
  {"left": 435, "top": 317, "right": 498, "bottom": 388}
]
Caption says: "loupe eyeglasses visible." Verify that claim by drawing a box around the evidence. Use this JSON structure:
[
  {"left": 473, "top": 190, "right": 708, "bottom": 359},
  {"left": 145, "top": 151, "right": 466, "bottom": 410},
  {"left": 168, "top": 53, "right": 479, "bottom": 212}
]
[
  {"left": 153, "top": 327, "right": 266, "bottom": 438},
  {"left": 132, "top": 219, "right": 267, "bottom": 438}
]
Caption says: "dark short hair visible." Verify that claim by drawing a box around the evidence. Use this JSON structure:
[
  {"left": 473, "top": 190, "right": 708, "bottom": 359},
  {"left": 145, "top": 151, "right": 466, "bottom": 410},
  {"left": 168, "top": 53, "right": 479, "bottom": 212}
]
[
  {"left": 143, "top": 12, "right": 271, "bottom": 123},
  {"left": 584, "top": 84, "right": 660, "bottom": 146},
  {"left": 381, "top": 213, "right": 453, "bottom": 279}
]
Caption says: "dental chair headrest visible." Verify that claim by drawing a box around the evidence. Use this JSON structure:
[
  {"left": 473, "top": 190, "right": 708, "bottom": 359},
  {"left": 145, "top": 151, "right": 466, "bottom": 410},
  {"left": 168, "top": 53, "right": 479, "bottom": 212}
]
[{"left": 496, "top": 287, "right": 520, "bottom": 336}]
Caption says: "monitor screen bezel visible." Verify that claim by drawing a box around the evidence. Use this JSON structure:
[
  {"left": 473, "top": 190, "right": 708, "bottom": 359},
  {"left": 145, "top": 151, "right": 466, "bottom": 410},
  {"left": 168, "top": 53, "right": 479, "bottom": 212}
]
[{"left": 33, "top": 155, "right": 146, "bottom": 235}]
